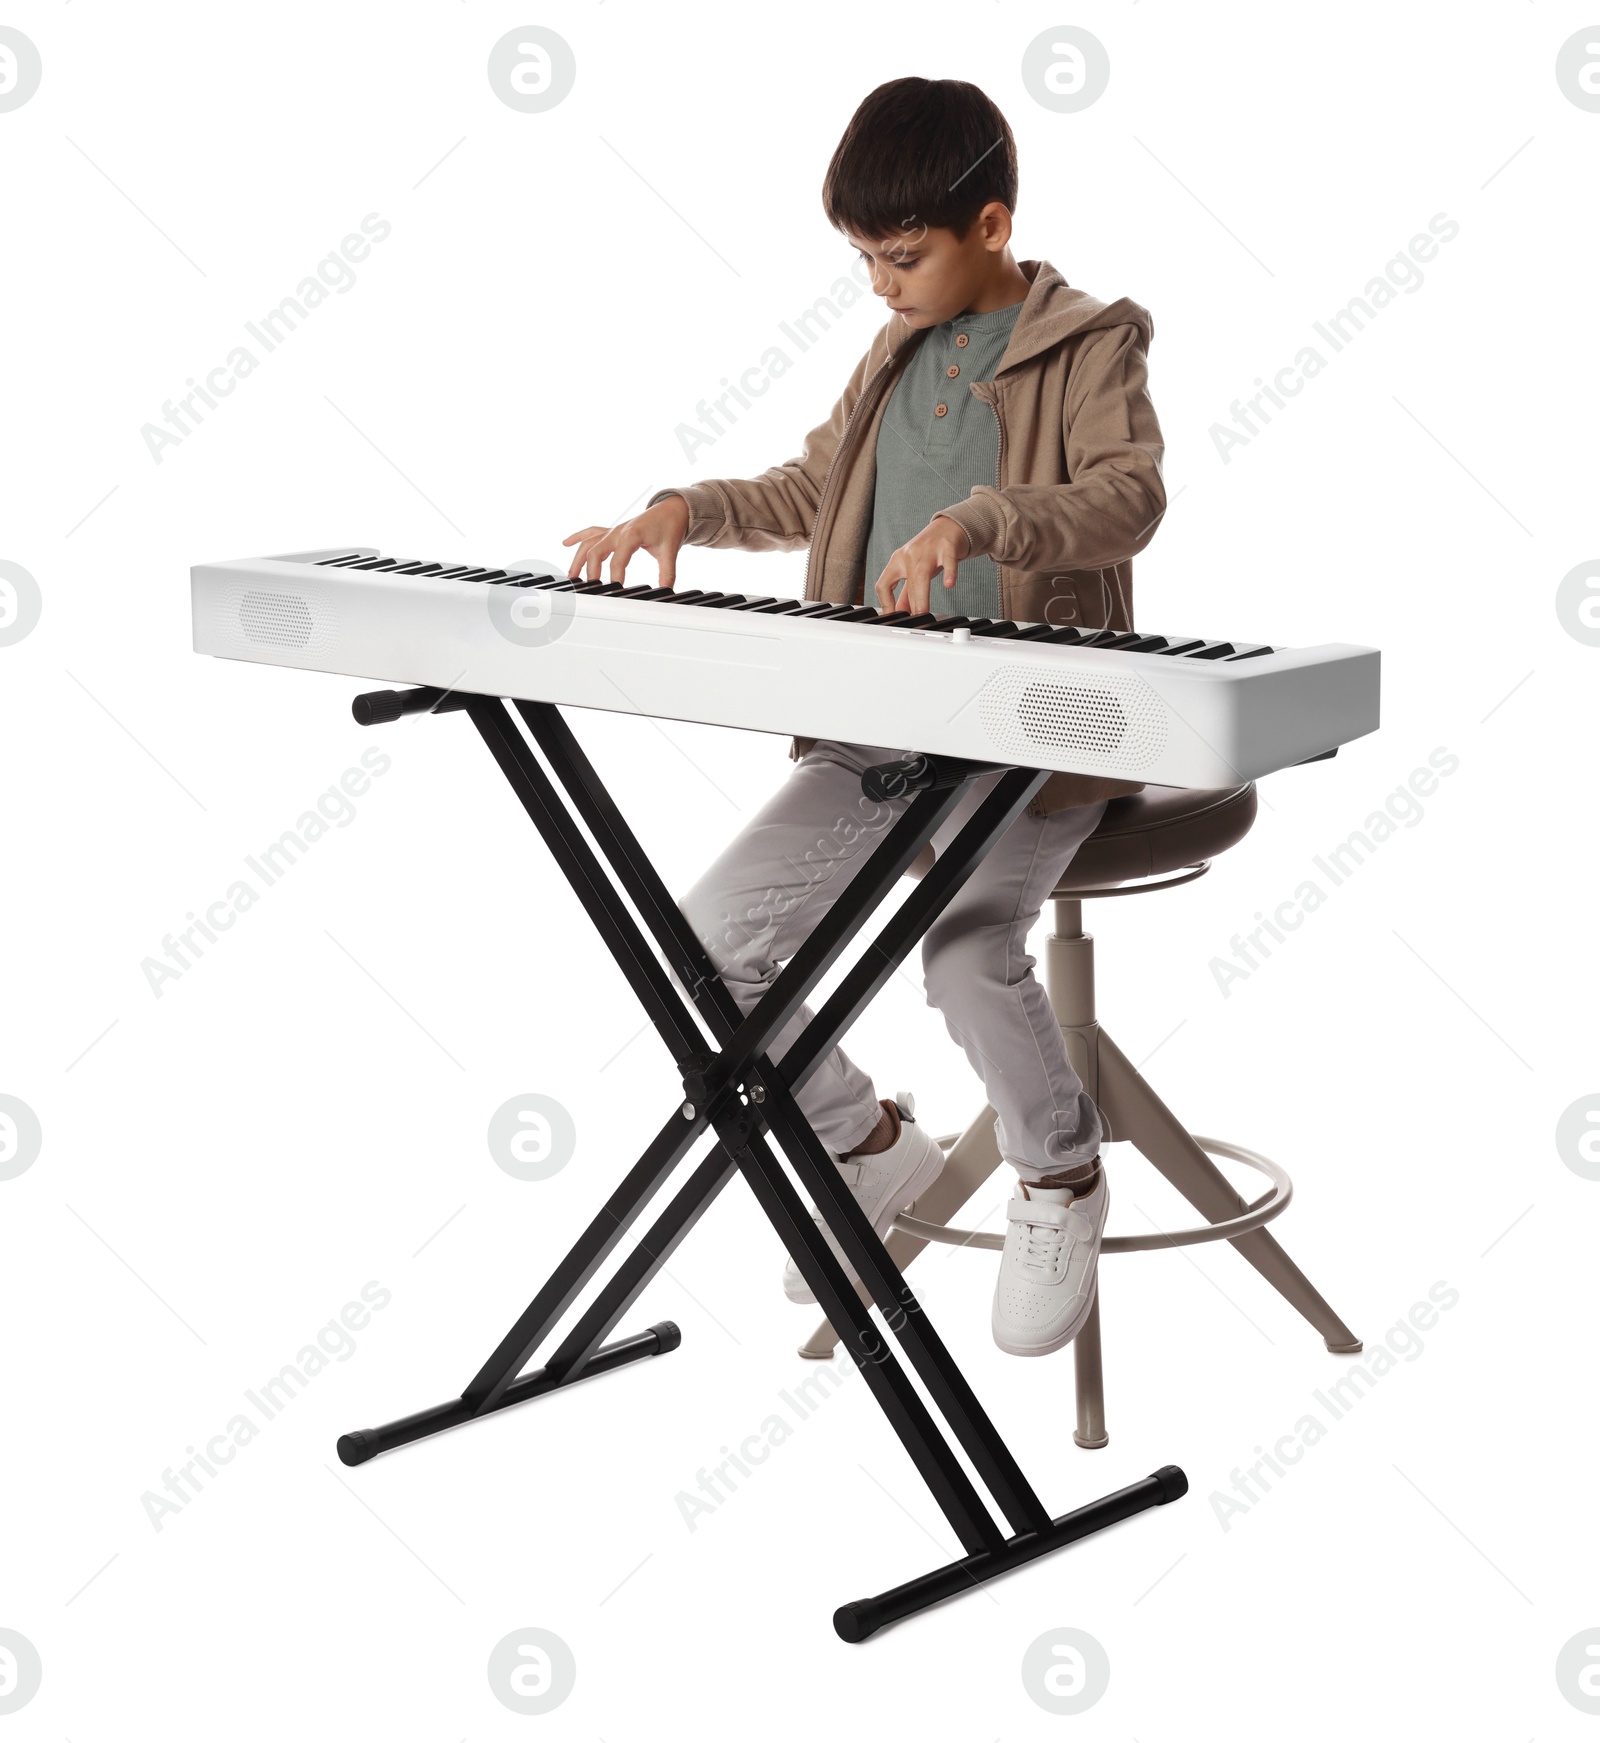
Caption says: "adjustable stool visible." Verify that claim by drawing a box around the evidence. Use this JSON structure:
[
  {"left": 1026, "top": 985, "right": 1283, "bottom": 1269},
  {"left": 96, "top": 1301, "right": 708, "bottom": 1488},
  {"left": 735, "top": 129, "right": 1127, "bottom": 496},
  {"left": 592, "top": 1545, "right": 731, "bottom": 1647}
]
[{"left": 800, "top": 782, "right": 1362, "bottom": 1445}]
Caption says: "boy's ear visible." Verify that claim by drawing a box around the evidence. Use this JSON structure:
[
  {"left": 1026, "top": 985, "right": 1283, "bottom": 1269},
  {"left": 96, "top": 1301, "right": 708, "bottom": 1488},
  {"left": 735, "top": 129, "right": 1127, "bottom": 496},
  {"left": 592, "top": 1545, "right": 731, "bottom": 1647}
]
[{"left": 975, "top": 201, "right": 1014, "bottom": 252}]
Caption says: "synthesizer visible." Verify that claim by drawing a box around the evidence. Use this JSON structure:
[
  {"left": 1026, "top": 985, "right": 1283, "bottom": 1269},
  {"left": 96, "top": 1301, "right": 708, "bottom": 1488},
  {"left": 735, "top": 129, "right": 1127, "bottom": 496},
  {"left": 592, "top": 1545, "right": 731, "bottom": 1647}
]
[{"left": 191, "top": 547, "right": 1380, "bottom": 787}]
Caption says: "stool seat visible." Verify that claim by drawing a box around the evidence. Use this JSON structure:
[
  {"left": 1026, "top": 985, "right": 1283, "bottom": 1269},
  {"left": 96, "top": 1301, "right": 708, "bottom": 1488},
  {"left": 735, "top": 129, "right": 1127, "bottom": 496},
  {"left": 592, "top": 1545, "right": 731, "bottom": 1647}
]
[{"left": 1054, "top": 782, "right": 1257, "bottom": 893}]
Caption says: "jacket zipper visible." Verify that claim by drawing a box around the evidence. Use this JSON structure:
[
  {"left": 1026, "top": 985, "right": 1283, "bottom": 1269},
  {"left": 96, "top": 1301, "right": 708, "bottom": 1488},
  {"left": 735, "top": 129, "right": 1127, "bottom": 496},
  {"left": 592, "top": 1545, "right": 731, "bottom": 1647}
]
[{"left": 989, "top": 388, "right": 1008, "bottom": 619}]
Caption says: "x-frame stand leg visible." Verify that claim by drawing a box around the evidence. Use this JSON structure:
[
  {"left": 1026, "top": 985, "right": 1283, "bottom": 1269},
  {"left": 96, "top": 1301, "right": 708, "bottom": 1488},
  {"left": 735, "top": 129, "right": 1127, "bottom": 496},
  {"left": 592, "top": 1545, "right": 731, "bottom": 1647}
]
[{"left": 336, "top": 691, "right": 1187, "bottom": 1641}]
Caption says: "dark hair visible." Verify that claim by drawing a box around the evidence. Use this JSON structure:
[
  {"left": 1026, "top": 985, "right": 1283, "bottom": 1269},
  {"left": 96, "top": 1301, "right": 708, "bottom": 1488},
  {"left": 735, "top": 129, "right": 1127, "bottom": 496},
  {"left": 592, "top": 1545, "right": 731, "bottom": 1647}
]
[{"left": 822, "top": 78, "right": 1018, "bottom": 242}]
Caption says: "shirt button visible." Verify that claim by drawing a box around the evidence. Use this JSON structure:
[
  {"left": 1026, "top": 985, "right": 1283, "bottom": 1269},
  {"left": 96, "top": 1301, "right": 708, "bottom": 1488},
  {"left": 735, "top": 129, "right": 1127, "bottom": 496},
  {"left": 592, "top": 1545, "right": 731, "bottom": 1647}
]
[
  {"left": 946, "top": 364, "right": 960, "bottom": 378},
  {"left": 934, "top": 403, "right": 948, "bottom": 417},
  {"left": 954, "top": 333, "right": 969, "bottom": 347}
]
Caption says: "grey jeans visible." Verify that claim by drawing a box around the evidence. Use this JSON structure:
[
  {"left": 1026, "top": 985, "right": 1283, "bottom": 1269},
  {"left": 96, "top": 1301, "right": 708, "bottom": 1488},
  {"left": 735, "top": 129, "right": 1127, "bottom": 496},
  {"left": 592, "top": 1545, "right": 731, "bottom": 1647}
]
[{"left": 678, "top": 739, "right": 1107, "bottom": 1182}]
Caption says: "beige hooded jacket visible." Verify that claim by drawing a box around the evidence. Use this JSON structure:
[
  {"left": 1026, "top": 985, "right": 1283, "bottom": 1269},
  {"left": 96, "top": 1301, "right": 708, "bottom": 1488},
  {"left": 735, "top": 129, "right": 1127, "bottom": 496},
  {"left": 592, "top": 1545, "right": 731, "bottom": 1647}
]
[{"left": 653, "top": 259, "right": 1166, "bottom": 812}]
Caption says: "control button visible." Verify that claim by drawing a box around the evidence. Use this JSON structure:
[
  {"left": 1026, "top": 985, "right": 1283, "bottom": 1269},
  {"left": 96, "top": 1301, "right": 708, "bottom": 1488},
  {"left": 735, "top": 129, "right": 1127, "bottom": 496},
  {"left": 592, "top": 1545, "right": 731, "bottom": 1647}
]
[
  {"left": 951, "top": 626, "right": 972, "bottom": 644},
  {"left": 934, "top": 403, "right": 948, "bottom": 417}
]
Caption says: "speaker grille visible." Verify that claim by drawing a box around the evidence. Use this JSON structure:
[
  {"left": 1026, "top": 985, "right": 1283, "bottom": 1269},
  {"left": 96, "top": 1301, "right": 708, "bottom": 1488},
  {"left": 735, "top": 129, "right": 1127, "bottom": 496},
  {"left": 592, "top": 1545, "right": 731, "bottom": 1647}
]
[
  {"left": 980, "top": 666, "right": 1166, "bottom": 772},
  {"left": 239, "top": 590, "right": 315, "bottom": 646}
]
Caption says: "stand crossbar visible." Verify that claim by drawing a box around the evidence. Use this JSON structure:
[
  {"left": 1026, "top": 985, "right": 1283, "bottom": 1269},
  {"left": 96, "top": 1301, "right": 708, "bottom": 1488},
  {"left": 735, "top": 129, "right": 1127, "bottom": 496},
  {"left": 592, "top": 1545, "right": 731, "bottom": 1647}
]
[{"left": 337, "top": 690, "right": 1187, "bottom": 1637}]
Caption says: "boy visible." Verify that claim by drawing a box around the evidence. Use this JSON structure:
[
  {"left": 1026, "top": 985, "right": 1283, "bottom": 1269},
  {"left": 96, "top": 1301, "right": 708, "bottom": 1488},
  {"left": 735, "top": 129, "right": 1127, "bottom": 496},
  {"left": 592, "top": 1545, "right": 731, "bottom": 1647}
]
[{"left": 564, "top": 77, "right": 1165, "bottom": 1355}]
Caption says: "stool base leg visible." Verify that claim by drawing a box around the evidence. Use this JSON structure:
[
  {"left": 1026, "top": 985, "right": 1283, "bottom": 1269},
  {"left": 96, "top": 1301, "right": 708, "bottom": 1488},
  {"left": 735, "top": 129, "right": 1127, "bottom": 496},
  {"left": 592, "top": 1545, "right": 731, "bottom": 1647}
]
[{"left": 1097, "top": 1028, "right": 1362, "bottom": 1352}]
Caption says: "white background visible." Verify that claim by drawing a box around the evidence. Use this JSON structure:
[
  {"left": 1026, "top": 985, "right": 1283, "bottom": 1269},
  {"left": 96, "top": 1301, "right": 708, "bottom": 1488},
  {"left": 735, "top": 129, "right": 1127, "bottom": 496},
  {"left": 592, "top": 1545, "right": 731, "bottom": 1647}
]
[{"left": 3, "top": 2, "right": 1598, "bottom": 1736}]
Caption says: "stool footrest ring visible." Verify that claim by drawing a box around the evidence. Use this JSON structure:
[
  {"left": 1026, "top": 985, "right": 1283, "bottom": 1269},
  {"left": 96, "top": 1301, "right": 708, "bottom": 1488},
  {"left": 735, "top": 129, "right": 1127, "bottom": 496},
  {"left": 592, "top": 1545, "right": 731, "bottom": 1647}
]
[{"left": 892, "top": 1136, "right": 1293, "bottom": 1254}]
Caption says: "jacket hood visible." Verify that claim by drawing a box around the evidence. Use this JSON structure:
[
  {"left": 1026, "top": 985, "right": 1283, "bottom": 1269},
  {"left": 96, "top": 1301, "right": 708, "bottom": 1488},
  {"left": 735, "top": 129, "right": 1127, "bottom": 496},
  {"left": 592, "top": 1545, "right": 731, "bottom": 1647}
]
[{"left": 885, "top": 259, "right": 1153, "bottom": 375}]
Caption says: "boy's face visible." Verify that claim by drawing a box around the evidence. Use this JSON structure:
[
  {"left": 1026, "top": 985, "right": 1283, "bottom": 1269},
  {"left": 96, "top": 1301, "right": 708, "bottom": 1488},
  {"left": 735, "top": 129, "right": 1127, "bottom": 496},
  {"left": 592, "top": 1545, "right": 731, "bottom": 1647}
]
[{"left": 846, "top": 203, "right": 1014, "bottom": 327}]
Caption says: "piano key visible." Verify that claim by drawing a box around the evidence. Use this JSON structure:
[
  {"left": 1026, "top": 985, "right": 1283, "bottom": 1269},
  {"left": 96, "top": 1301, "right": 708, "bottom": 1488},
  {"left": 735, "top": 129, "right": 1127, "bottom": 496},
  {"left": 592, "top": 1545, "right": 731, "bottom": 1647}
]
[
  {"left": 873, "top": 611, "right": 912, "bottom": 625},
  {"left": 1077, "top": 628, "right": 1126, "bottom": 647},
  {"left": 922, "top": 616, "right": 973, "bottom": 632},
  {"left": 316, "top": 553, "right": 370, "bottom": 566},
  {"left": 1151, "top": 638, "right": 1205, "bottom": 655},
  {"left": 387, "top": 561, "right": 435, "bottom": 575},
  {"left": 833, "top": 606, "right": 881, "bottom": 623},
  {"left": 1225, "top": 644, "right": 1275, "bottom": 660},
  {"left": 793, "top": 602, "right": 844, "bottom": 617},
  {"left": 898, "top": 613, "right": 939, "bottom": 628},
  {"left": 1122, "top": 635, "right": 1169, "bottom": 652},
  {"left": 726, "top": 597, "right": 779, "bottom": 611},
  {"left": 970, "top": 621, "right": 1020, "bottom": 638},
  {"left": 748, "top": 599, "right": 805, "bottom": 614},
  {"left": 1041, "top": 627, "right": 1086, "bottom": 643},
  {"left": 1010, "top": 624, "right": 1056, "bottom": 641},
  {"left": 683, "top": 594, "right": 750, "bottom": 608},
  {"left": 434, "top": 566, "right": 475, "bottom": 578},
  {"left": 1184, "top": 642, "right": 1237, "bottom": 659},
  {"left": 350, "top": 557, "right": 401, "bottom": 571}
]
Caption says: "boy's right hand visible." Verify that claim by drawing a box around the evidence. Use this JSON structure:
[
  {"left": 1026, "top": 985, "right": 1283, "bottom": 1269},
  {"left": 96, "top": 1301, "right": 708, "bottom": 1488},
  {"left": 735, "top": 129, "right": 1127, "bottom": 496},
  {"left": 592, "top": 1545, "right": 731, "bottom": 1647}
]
[{"left": 563, "top": 494, "right": 691, "bottom": 586}]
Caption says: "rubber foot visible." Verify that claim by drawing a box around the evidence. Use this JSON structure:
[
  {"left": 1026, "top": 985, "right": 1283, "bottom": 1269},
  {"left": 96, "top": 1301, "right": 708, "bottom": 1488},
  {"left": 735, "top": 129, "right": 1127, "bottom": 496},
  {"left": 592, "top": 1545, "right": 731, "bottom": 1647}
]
[
  {"left": 1326, "top": 1337, "right": 1363, "bottom": 1354},
  {"left": 1153, "top": 1463, "right": 1189, "bottom": 1503},
  {"left": 796, "top": 1344, "right": 834, "bottom": 1360},
  {"left": 336, "top": 1431, "right": 372, "bottom": 1467},
  {"left": 649, "top": 1320, "right": 683, "bottom": 1354},
  {"left": 832, "top": 1600, "right": 877, "bottom": 1644},
  {"left": 1073, "top": 1430, "right": 1109, "bottom": 1449}
]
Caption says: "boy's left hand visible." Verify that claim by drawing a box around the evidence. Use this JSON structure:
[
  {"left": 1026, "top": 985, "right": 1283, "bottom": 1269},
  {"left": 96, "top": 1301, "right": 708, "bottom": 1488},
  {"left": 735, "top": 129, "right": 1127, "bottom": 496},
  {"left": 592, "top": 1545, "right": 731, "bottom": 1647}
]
[{"left": 872, "top": 515, "right": 971, "bottom": 615}]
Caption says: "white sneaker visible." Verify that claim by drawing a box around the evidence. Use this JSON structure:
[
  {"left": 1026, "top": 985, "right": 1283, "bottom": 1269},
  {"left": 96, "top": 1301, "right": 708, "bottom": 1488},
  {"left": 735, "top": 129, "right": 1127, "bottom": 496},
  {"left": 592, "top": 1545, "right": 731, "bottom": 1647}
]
[
  {"left": 783, "top": 1094, "right": 945, "bottom": 1305},
  {"left": 991, "top": 1169, "right": 1108, "bottom": 1357}
]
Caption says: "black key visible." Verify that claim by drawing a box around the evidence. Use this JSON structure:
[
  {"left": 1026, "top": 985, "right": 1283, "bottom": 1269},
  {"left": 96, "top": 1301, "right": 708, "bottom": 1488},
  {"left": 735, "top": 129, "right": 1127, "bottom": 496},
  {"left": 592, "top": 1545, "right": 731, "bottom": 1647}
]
[
  {"left": 1041, "top": 626, "right": 1087, "bottom": 644},
  {"left": 683, "top": 594, "right": 748, "bottom": 608},
  {"left": 350, "top": 556, "right": 400, "bottom": 571},
  {"left": 660, "top": 589, "right": 712, "bottom": 604},
  {"left": 454, "top": 568, "right": 498, "bottom": 583},
  {"left": 570, "top": 580, "right": 616, "bottom": 593},
  {"left": 1151, "top": 638, "right": 1205, "bottom": 655},
  {"left": 1225, "top": 644, "right": 1275, "bottom": 660},
  {"left": 833, "top": 606, "right": 880, "bottom": 622},
  {"left": 387, "top": 560, "right": 433, "bottom": 575},
  {"left": 922, "top": 616, "right": 972, "bottom": 633},
  {"left": 1099, "top": 631, "right": 1146, "bottom": 649},
  {"left": 792, "top": 602, "right": 843, "bottom": 617},
  {"left": 898, "top": 613, "right": 939, "bottom": 628},
  {"left": 433, "top": 566, "right": 474, "bottom": 578},
  {"left": 1076, "top": 628, "right": 1125, "bottom": 647},
  {"left": 618, "top": 584, "right": 659, "bottom": 597},
  {"left": 407, "top": 562, "right": 446, "bottom": 575},
  {"left": 972, "top": 621, "right": 1022, "bottom": 638},
  {"left": 316, "top": 553, "right": 369, "bottom": 566},
  {"left": 872, "top": 611, "right": 912, "bottom": 625},
  {"left": 1012, "top": 624, "right": 1056, "bottom": 641},
  {"left": 1122, "top": 635, "right": 1169, "bottom": 652},
  {"left": 749, "top": 599, "right": 804, "bottom": 614},
  {"left": 727, "top": 596, "right": 778, "bottom": 611},
  {"left": 473, "top": 570, "right": 509, "bottom": 584},
  {"left": 1184, "top": 642, "right": 1237, "bottom": 659}
]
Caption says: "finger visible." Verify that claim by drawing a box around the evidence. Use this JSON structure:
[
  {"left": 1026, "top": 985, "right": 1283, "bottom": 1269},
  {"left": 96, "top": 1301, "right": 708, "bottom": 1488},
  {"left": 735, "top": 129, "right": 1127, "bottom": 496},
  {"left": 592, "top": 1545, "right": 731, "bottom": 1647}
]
[
  {"left": 873, "top": 555, "right": 904, "bottom": 612},
  {"left": 939, "top": 535, "right": 960, "bottom": 592},
  {"left": 653, "top": 540, "right": 678, "bottom": 588},
  {"left": 566, "top": 536, "right": 601, "bottom": 580},
  {"left": 608, "top": 533, "right": 641, "bottom": 586},
  {"left": 585, "top": 532, "right": 619, "bottom": 581},
  {"left": 562, "top": 526, "right": 607, "bottom": 547}
]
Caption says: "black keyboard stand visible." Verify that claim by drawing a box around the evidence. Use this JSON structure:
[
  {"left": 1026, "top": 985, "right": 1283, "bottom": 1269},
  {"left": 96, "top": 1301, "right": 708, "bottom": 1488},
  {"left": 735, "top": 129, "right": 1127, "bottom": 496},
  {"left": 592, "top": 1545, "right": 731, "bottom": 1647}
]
[{"left": 336, "top": 688, "right": 1187, "bottom": 1641}]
